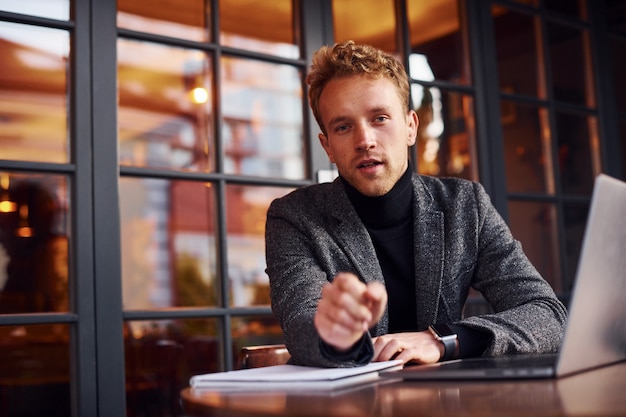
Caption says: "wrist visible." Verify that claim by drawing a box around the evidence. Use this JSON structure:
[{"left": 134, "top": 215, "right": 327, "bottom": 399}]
[{"left": 428, "top": 324, "right": 459, "bottom": 361}]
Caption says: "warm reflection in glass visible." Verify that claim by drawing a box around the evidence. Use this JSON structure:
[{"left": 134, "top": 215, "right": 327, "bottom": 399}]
[
  {"left": 120, "top": 178, "right": 218, "bottom": 309},
  {"left": 232, "top": 315, "right": 284, "bottom": 369},
  {"left": 508, "top": 201, "right": 560, "bottom": 292},
  {"left": 548, "top": 23, "right": 591, "bottom": 106},
  {"left": 0, "top": 0, "right": 69, "bottom": 20},
  {"left": 124, "top": 318, "right": 220, "bottom": 416},
  {"left": 555, "top": 112, "right": 599, "bottom": 195},
  {"left": 0, "top": 22, "right": 69, "bottom": 163},
  {"left": 502, "top": 102, "right": 552, "bottom": 194},
  {"left": 562, "top": 202, "right": 589, "bottom": 295},
  {"left": 0, "top": 173, "right": 69, "bottom": 313},
  {"left": 333, "top": 0, "right": 397, "bottom": 53},
  {"left": 118, "top": 39, "right": 215, "bottom": 172},
  {"left": 408, "top": 0, "right": 469, "bottom": 84},
  {"left": 226, "top": 185, "right": 293, "bottom": 307},
  {"left": 221, "top": 57, "right": 305, "bottom": 180},
  {"left": 0, "top": 324, "right": 70, "bottom": 416},
  {"left": 493, "top": 7, "right": 540, "bottom": 98},
  {"left": 412, "top": 85, "right": 477, "bottom": 181},
  {"left": 220, "top": 0, "right": 298, "bottom": 58},
  {"left": 118, "top": 0, "right": 209, "bottom": 42}
]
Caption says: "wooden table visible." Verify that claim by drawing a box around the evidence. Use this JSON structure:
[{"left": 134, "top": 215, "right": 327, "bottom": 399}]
[{"left": 181, "top": 361, "right": 626, "bottom": 417}]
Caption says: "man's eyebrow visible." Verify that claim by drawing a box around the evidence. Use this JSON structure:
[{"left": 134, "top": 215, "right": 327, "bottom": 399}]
[{"left": 327, "top": 106, "right": 392, "bottom": 127}]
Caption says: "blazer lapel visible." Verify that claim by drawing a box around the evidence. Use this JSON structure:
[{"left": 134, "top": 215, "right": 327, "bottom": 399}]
[
  {"left": 327, "top": 180, "right": 384, "bottom": 286},
  {"left": 412, "top": 177, "right": 444, "bottom": 329}
]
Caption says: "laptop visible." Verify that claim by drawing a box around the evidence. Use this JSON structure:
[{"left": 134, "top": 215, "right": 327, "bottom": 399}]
[{"left": 383, "top": 174, "right": 626, "bottom": 380}]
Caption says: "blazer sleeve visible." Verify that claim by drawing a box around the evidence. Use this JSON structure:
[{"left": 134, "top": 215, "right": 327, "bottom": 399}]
[
  {"left": 265, "top": 191, "right": 373, "bottom": 367},
  {"left": 454, "top": 182, "right": 568, "bottom": 356}
]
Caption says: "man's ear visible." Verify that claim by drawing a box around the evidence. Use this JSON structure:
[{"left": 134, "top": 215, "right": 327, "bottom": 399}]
[
  {"left": 407, "top": 110, "right": 419, "bottom": 147},
  {"left": 318, "top": 132, "right": 335, "bottom": 163}
]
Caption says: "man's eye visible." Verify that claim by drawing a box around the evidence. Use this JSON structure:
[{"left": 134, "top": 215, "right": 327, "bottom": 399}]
[
  {"left": 374, "top": 116, "right": 388, "bottom": 123},
  {"left": 335, "top": 125, "right": 349, "bottom": 133}
]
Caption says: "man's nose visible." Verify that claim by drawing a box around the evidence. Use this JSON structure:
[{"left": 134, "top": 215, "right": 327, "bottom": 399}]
[{"left": 354, "top": 124, "right": 376, "bottom": 151}]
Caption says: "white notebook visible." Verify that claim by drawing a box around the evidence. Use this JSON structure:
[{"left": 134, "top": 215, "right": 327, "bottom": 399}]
[{"left": 189, "top": 359, "right": 402, "bottom": 390}]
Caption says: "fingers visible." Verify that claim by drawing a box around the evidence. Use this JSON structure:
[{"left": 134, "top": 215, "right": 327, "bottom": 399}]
[
  {"left": 372, "top": 332, "right": 443, "bottom": 365},
  {"left": 314, "top": 272, "right": 386, "bottom": 351}
]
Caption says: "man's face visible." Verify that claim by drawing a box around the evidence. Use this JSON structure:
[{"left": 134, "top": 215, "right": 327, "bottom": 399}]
[{"left": 317, "top": 75, "right": 418, "bottom": 197}]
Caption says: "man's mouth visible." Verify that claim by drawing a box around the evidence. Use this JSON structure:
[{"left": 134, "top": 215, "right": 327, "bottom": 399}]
[{"left": 358, "top": 160, "right": 382, "bottom": 169}]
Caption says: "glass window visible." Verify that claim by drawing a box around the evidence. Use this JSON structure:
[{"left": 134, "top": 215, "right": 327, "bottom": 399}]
[
  {"left": 605, "top": 0, "right": 626, "bottom": 34},
  {"left": 547, "top": 23, "right": 592, "bottom": 106},
  {"left": 0, "top": 22, "right": 69, "bottom": 163},
  {"left": 333, "top": 0, "right": 397, "bottom": 53},
  {"left": 412, "top": 85, "right": 478, "bottom": 181},
  {"left": 562, "top": 202, "right": 589, "bottom": 294},
  {"left": 118, "top": 39, "right": 215, "bottom": 172},
  {"left": 219, "top": 0, "right": 299, "bottom": 59},
  {"left": 0, "top": 0, "right": 69, "bottom": 20},
  {"left": 120, "top": 178, "right": 219, "bottom": 310},
  {"left": 508, "top": 201, "right": 561, "bottom": 292},
  {"left": 620, "top": 118, "right": 626, "bottom": 172},
  {"left": 502, "top": 102, "right": 553, "bottom": 194},
  {"left": 610, "top": 37, "right": 626, "bottom": 113},
  {"left": 221, "top": 57, "right": 305, "bottom": 180},
  {"left": 408, "top": 0, "right": 470, "bottom": 84},
  {"left": 555, "top": 112, "right": 599, "bottom": 195},
  {"left": 226, "top": 185, "right": 293, "bottom": 307},
  {"left": 124, "top": 318, "right": 220, "bottom": 415},
  {"left": 493, "top": 7, "right": 540, "bottom": 98},
  {"left": 543, "top": 0, "right": 585, "bottom": 20},
  {"left": 117, "top": 0, "right": 210, "bottom": 42},
  {"left": 0, "top": 173, "right": 70, "bottom": 313},
  {"left": 0, "top": 324, "right": 70, "bottom": 416}
]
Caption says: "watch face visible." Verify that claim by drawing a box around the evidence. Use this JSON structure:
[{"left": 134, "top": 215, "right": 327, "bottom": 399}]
[{"left": 431, "top": 324, "right": 455, "bottom": 338}]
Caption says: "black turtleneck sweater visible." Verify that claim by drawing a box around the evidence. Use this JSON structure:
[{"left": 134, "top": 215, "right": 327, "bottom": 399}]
[{"left": 342, "top": 165, "right": 417, "bottom": 333}]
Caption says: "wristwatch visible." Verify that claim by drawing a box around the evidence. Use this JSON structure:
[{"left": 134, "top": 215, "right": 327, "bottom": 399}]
[{"left": 428, "top": 324, "right": 459, "bottom": 362}]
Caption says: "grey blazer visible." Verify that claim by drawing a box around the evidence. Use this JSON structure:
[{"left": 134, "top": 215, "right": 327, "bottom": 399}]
[{"left": 265, "top": 174, "right": 567, "bottom": 367}]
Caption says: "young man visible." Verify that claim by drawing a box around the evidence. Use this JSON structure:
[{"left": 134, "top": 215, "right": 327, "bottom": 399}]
[{"left": 265, "top": 41, "right": 566, "bottom": 368}]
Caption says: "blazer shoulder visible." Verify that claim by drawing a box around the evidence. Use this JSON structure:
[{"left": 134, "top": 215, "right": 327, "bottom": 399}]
[{"left": 414, "top": 174, "right": 485, "bottom": 207}]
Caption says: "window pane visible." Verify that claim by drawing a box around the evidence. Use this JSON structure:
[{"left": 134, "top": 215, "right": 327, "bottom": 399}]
[
  {"left": 118, "top": 39, "right": 215, "bottom": 172},
  {"left": 606, "top": 0, "right": 626, "bottom": 34},
  {"left": 0, "top": 0, "right": 69, "bottom": 20},
  {"left": 120, "top": 178, "right": 219, "bottom": 310},
  {"left": 226, "top": 185, "right": 293, "bottom": 307},
  {"left": 544, "top": 0, "right": 585, "bottom": 19},
  {"left": 125, "top": 318, "right": 220, "bottom": 415},
  {"left": 555, "top": 112, "right": 598, "bottom": 195},
  {"left": 221, "top": 58, "right": 305, "bottom": 180},
  {"left": 562, "top": 202, "right": 590, "bottom": 296},
  {"left": 0, "top": 22, "right": 69, "bottom": 163},
  {"left": 0, "top": 173, "right": 70, "bottom": 313},
  {"left": 508, "top": 202, "right": 561, "bottom": 292},
  {"left": 232, "top": 315, "right": 284, "bottom": 369},
  {"left": 219, "top": 0, "right": 298, "bottom": 59},
  {"left": 117, "top": 0, "right": 210, "bottom": 42},
  {"left": 0, "top": 324, "right": 70, "bottom": 416},
  {"left": 412, "top": 86, "right": 478, "bottom": 181},
  {"left": 548, "top": 23, "right": 591, "bottom": 106},
  {"left": 493, "top": 7, "right": 540, "bottom": 97},
  {"left": 610, "top": 37, "right": 626, "bottom": 113},
  {"left": 502, "top": 102, "right": 552, "bottom": 194},
  {"left": 333, "top": 0, "right": 397, "bottom": 53},
  {"left": 620, "top": 118, "right": 626, "bottom": 171},
  {"left": 408, "top": 0, "right": 470, "bottom": 84}
]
